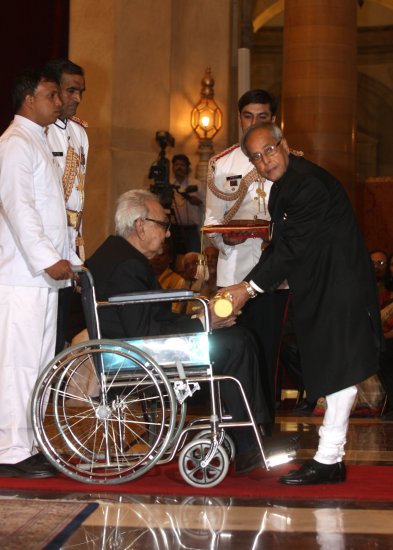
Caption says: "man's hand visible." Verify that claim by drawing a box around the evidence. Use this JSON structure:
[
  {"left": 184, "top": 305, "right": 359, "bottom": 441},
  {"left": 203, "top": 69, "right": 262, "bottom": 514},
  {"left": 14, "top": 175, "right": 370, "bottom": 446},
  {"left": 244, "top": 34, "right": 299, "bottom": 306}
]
[
  {"left": 44, "top": 260, "right": 74, "bottom": 281},
  {"left": 216, "top": 283, "right": 251, "bottom": 314}
]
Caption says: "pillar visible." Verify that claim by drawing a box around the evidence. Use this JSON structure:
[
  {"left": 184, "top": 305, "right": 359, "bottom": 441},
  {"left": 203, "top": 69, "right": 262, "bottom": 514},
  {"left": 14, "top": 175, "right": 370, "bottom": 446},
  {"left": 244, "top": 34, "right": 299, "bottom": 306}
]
[{"left": 282, "top": 1, "right": 357, "bottom": 199}]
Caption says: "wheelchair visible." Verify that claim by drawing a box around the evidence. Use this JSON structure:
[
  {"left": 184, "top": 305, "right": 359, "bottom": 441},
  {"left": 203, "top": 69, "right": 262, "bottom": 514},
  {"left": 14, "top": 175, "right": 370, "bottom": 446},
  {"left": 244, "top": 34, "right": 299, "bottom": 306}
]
[{"left": 31, "top": 267, "right": 295, "bottom": 487}]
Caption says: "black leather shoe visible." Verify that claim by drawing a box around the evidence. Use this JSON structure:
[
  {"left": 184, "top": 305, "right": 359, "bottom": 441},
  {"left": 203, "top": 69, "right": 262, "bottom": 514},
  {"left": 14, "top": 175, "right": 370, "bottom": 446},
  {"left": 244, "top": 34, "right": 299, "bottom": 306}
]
[
  {"left": 279, "top": 459, "right": 346, "bottom": 485},
  {"left": 292, "top": 399, "right": 317, "bottom": 415},
  {"left": 0, "top": 453, "right": 58, "bottom": 478},
  {"left": 235, "top": 448, "right": 264, "bottom": 475}
]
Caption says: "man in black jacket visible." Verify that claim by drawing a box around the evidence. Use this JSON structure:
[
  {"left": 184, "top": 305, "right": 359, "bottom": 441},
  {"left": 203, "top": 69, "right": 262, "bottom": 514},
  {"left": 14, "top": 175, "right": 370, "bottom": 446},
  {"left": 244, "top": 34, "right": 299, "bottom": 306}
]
[
  {"left": 86, "top": 189, "right": 272, "bottom": 474},
  {"left": 220, "top": 122, "right": 381, "bottom": 485}
]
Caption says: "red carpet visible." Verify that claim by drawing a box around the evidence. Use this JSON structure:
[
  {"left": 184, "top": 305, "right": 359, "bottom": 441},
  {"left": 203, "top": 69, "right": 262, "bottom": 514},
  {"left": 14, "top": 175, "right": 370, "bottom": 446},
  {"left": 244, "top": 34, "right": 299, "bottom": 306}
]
[{"left": 1, "top": 463, "right": 393, "bottom": 501}]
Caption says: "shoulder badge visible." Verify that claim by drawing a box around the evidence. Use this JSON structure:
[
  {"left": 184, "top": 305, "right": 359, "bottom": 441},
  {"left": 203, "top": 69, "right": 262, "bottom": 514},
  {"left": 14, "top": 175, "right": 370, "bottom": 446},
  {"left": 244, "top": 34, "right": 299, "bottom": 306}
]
[
  {"left": 69, "top": 115, "right": 89, "bottom": 129},
  {"left": 289, "top": 148, "right": 304, "bottom": 157}
]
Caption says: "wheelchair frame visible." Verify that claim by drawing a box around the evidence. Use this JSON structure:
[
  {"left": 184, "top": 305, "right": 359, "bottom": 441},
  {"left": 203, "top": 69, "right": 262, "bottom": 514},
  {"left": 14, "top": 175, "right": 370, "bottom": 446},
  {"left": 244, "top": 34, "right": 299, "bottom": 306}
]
[{"left": 31, "top": 267, "right": 294, "bottom": 487}]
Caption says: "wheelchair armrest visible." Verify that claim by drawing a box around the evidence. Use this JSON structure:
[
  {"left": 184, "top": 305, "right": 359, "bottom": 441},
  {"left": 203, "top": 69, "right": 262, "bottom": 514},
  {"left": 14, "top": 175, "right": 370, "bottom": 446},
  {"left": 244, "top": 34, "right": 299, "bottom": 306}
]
[{"left": 108, "top": 289, "right": 195, "bottom": 303}]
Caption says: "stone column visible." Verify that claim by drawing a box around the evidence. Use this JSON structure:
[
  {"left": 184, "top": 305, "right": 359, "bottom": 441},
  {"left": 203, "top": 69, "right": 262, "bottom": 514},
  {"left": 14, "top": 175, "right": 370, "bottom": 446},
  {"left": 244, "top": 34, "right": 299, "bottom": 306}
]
[
  {"left": 282, "top": 1, "right": 357, "bottom": 198},
  {"left": 69, "top": 0, "right": 231, "bottom": 257}
]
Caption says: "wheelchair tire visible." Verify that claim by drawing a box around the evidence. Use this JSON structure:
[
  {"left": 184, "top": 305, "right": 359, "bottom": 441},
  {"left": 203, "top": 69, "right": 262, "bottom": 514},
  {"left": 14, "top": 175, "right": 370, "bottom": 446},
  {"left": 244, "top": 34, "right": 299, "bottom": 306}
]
[
  {"left": 32, "top": 339, "right": 177, "bottom": 484},
  {"left": 178, "top": 438, "right": 229, "bottom": 488}
]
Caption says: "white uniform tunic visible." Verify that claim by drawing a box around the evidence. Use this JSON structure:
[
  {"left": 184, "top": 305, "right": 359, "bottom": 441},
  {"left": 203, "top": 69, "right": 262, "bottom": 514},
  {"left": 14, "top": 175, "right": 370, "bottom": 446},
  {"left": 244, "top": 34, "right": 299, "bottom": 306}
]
[
  {"left": 0, "top": 115, "right": 70, "bottom": 462},
  {"left": 46, "top": 117, "right": 88, "bottom": 261},
  {"left": 204, "top": 145, "right": 273, "bottom": 287}
]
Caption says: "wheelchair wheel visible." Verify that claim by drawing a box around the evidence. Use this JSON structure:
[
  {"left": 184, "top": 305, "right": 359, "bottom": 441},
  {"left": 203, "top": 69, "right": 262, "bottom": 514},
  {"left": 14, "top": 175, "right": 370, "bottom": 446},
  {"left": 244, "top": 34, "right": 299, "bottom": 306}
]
[
  {"left": 178, "top": 438, "right": 229, "bottom": 488},
  {"left": 32, "top": 339, "right": 177, "bottom": 484},
  {"left": 193, "top": 430, "right": 236, "bottom": 462}
]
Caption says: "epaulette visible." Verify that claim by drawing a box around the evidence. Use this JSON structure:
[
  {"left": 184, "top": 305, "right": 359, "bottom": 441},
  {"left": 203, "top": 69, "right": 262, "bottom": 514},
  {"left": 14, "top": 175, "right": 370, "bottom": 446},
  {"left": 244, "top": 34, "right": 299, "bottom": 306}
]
[
  {"left": 211, "top": 143, "right": 240, "bottom": 163},
  {"left": 69, "top": 115, "right": 88, "bottom": 129},
  {"left": 290, "top": 148, "right": 304, "bottom": 157}
]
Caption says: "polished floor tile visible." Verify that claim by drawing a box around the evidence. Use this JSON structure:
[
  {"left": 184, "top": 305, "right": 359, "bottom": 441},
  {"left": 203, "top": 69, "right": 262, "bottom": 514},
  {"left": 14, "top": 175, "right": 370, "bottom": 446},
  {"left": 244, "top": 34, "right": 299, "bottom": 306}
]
[{"left": 2, "top": 401, "right": 393, "bottom": 548}]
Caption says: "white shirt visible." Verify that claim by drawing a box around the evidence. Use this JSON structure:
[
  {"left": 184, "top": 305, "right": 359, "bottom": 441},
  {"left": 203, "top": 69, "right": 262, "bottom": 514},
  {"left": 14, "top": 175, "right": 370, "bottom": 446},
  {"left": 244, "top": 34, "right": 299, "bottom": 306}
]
[
  {"left": 204, "top": 145, "right": 273, "bottom": 286},
  {"left": 0, "top": 115, "right": 72, "bottom": 288},
  {"left": 46, "top": 118, "right": 88, "bottom": 260},
  {"left": 171, "top": 176, "right": 205, "bottom": 227}
]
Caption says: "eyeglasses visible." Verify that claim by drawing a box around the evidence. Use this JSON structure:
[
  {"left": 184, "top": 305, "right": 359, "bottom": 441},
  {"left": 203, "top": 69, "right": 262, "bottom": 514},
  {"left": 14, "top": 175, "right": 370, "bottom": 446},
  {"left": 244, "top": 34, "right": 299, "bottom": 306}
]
[
  {"left": 249, "top": 139, "right": 282, "bottom": 163},
  {"left": 372, "top": 260, "right": 386, "bottom": 266},
  {"left": 141, "top": 217, "right": 171, "bottom": 231}
]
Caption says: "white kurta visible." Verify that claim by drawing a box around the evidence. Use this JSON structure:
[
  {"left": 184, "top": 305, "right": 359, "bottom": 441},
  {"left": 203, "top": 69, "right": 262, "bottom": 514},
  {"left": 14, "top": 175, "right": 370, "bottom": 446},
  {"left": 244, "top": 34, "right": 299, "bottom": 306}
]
[
  {"left": 0, "top": 115, "right": 70, "bottom": 462},
  {"left": 46, "top": 118, "right": 88, "bottom": 262},
  {"left": 204, "top": 145, "right": 273, "bottom": 286}
]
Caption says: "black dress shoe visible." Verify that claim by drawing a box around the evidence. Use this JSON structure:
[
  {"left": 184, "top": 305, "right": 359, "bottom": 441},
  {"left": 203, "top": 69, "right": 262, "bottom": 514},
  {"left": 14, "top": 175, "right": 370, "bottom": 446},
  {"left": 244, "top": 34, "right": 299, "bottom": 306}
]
[
  {"left": 0, "top": 453, "right": 58, "bottom": 478},
  {"left": 235, "top": 448, "right": 264, "bottom": 475},
  {"left": 279, "top": 459, "right": 346, "bottom": 485},
  {"left": 292, "top": 399, "right": 317, "bottom": 415}
]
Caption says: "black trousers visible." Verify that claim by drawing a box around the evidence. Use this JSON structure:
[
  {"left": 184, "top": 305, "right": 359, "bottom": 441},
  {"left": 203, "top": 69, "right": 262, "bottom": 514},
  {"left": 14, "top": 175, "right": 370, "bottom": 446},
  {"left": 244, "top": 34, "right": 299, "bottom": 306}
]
[
  {"left": 55, "top": 286, "right": 73, "bottom": 354},
  {"left": 209, "top": 325, "right": 271, "bottom": 426},
  {"left": 238, "top": 290, "right": 290, "bottom": 419},
  {"left": 55, "top": 286, "right": 85, "bottom": 354}
]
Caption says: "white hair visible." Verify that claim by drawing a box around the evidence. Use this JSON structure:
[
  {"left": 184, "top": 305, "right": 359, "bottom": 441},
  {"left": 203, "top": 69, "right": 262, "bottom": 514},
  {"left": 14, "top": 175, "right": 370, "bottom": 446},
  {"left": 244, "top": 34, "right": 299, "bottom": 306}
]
[
  {"left": 241, "top": 122, "right": 283, "bottom": 157},
  {"left": 114, "top": 189, "right": 159, "bottom": 239}
]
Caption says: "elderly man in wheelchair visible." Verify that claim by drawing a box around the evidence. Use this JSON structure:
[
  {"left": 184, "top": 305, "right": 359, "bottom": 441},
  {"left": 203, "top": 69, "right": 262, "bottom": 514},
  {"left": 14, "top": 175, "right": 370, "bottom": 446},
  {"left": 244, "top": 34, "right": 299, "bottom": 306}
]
[{"left": 32, "top": 189, "right": 297, "bottom": 487}]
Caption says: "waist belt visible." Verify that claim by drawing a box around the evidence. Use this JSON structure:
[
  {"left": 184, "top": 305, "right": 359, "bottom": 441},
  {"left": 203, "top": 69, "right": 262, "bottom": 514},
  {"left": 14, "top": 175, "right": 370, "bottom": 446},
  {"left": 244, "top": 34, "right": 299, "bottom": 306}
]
[{"left": 66, "top": 209, "right": 83, "bottom": 231}]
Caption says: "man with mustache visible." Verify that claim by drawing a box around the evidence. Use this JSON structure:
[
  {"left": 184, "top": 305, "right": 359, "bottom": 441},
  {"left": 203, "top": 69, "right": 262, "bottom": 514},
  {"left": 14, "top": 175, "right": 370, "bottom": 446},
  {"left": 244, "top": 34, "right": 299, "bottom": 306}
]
[
  {"left": 0, "top": 68, "right": 75, "bottom": 477},
  {"left": 45, "top": 59, "right": 89, "bottom": 353}
]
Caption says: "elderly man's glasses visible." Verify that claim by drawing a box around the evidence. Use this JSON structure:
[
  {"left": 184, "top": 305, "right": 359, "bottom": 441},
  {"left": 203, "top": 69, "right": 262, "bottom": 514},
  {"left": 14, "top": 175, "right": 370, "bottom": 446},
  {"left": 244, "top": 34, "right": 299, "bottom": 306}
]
[
  {"left": 142, "top": 217, "right": 171, "bottom": 231},
  {"left": 249, "top": 139, "right": 282, "bottom": 163},
  {"left": 372, "top": 259, "right": 386, "bottom": 266}
]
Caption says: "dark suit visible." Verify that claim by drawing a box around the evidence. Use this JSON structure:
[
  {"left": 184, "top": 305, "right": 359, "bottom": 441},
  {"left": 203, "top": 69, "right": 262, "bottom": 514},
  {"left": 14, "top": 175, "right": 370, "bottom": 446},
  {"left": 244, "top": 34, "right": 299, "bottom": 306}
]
[
  {"left": 247, "top": 155, "right": 381, "bottom": 402},
  {"left": 86, "top": 235, "right": 270, "bottom": 425}
]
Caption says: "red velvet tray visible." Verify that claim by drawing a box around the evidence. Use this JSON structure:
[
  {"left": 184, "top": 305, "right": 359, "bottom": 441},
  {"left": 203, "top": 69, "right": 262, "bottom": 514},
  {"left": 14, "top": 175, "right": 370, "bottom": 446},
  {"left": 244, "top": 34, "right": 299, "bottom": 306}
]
[{"left": 202, "top": 220, "right": 269, "bottom": 239}]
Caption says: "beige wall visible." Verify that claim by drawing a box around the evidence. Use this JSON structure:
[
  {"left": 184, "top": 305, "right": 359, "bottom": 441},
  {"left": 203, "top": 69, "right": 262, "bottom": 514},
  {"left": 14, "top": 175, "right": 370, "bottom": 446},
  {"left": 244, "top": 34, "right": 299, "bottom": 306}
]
[{"left": 69, "top": 0, "right": 231, "bottom": 257}]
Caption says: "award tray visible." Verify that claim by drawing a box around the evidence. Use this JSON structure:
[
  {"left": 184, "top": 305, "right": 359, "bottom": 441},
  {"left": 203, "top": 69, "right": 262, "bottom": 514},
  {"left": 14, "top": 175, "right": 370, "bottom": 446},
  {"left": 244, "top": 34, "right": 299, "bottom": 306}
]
[{"left": 202, "top": 220, "right": 269, "bottom": 239}]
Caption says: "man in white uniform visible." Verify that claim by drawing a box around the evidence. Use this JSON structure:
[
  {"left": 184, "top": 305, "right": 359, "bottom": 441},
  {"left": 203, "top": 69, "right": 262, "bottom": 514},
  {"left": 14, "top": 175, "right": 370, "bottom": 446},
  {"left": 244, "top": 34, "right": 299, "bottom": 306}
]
[
  {"left": 45, "top": 59, "right": 88, "bottom": 353},
  {"left": 0, "top": 68, "right": 76, "bottom": 477},
  {"left": 170, "top": 154, "right": 205, "bottom": 254},
  {"left": 205, "top": 90, "right": 290, "bottom": 426}
]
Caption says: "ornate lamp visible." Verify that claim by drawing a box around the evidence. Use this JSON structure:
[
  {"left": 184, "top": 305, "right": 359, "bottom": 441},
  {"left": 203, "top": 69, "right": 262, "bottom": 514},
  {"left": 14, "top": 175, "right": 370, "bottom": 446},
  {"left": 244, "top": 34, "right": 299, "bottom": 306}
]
[{"left": 191, "top": 68, "right": 222, "bottom": 182}]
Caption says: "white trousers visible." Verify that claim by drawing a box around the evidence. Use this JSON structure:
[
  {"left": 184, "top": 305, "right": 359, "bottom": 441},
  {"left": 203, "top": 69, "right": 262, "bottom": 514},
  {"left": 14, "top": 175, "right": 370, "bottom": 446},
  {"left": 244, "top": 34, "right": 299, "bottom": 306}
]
[
  {"left": 314, "top": 385, "right": 358, "bottom": 464},
  {"left": 0, "top": 286, "right": 58, "bottom": 463}
]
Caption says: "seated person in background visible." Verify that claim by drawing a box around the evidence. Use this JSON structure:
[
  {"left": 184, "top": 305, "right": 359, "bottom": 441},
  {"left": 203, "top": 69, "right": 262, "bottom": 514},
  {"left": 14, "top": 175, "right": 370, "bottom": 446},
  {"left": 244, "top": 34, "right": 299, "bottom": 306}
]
[
  {"left": 373, "top": 252, "right": 393, "bottom": 419},
  {"left": 182, "top": 251, "right": 207, "bottom": 291},
  {"left": 370, "top": 250, "right": 390, "bottom": 306},
  {"left": 200, "top": 245, "right": 219, "bottom": 300},
  {"left": 383, "top": 252, "right": 393, "bottom": 304},
  {"left": 85, "top": 189, "right": 275, "bottom": 474},
  {"left": 182, "top": 250, "right": 209, "bottom": 314},
  {"left": 150, "top": 239, "right": 188, "bottom": 313}
]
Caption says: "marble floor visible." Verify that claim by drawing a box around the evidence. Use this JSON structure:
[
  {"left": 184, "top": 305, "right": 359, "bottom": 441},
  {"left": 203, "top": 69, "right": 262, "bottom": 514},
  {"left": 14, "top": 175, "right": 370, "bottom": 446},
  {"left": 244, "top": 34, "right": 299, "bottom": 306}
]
[{"left": 3, "top": 400, "right": 393, "bottom": 549}]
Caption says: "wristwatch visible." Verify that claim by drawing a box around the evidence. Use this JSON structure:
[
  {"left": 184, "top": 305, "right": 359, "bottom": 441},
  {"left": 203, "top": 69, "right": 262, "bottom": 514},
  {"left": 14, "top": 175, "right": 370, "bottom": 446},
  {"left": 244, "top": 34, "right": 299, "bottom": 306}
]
[{"left": 241, "top": 281, "right": 258, "bottom": 299}]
